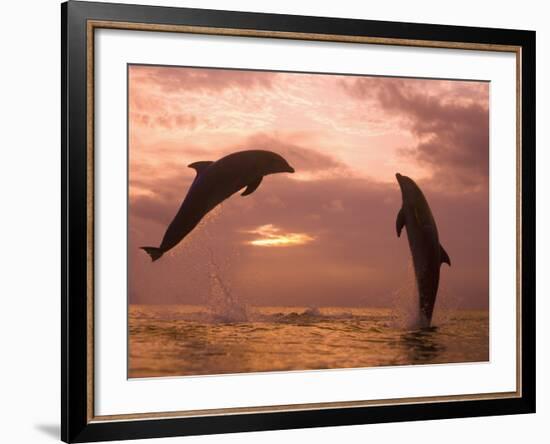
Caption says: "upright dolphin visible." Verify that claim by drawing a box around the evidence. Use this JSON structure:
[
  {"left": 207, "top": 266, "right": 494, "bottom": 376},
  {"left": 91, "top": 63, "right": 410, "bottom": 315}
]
[
  {"left": 141, "top": 150, "right": 295, "bottom": 261},
  {"left": 395, "top": 173, "right": 451, "bottom": 327}
]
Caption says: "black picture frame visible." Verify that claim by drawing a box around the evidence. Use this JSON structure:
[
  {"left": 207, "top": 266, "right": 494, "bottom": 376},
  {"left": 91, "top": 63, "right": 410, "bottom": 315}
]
[{"left": 61, "top": 1, "right": 536, "bottom": 442}]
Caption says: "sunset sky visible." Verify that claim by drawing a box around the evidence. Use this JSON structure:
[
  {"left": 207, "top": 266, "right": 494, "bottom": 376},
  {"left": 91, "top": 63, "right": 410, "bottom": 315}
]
[{"left": 128, "top": 65, "right": 489, "bottom": 309}]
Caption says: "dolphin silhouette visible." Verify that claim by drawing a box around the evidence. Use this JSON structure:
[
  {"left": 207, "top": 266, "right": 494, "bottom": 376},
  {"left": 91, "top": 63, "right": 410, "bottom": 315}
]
[
  {"left": 141, "top": 150, "right": 295, "bottom": 261},
  {"left": 395, "top": 173, "right": 451, "bottom": 327}
]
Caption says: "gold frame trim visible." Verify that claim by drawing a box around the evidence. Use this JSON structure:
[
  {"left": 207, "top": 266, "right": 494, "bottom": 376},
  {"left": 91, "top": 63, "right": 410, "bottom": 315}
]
[{"left": 86, "top": 20, "right": 523, "bottom": 423}]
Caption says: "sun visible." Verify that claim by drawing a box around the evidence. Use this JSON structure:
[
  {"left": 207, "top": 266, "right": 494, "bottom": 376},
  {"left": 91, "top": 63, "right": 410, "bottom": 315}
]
[{"left": 244, "top": 224, "right": 314, "bottom": 247}]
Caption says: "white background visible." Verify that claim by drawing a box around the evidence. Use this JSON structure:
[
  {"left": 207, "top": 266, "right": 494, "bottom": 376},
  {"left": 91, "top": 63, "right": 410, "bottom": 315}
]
[{"left": 0, "top": 0, "right": 547, "bottom": 443}]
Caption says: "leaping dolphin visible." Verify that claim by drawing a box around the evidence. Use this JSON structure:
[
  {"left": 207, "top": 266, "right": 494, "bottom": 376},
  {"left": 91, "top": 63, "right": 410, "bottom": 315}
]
[
  {"left": 395, "top": 173, "right": 451, "bottom": 327},
  {"left": 141, "top": 150, "right": 295, "bottom": 262}
]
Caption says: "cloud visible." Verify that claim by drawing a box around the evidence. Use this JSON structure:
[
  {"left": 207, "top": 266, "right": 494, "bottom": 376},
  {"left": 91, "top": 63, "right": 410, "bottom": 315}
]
[
  {"left": 129, "top": 66, "right": 283, "bottom": 134},
  {"left": 243, "top": 224, "right": 315, "bottom": 247},
  {"left": 127, "top": 131, "right": 357, "bottom": 224},
  {"left": 128, "top": 169, "right": 488, "bottom": 308},
  {"left": 130, "top": 112, "right": 198, "bottom": 130},
  {"left": 127, "top": 68, "right": 489, "bottom": 309},
  {"left": 323, "top": 199, "right": 345, "bottom": 212},
  {"left": 130, "top": 65, "right": 277, "bottom": 93},
  {"left": 238, "top": 133, "right": 350, "bottom": 179},
  {"left": 342, "top": 77, "right": 489, "bottom": 191}
]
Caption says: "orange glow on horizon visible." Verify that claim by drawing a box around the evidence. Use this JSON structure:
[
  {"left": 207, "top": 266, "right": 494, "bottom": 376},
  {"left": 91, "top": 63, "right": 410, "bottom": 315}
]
[{"left": 245, "top": 224, "right": 314, "bottom": 247}]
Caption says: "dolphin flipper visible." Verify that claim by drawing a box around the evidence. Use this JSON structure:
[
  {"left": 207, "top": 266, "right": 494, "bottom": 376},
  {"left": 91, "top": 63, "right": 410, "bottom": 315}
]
[
  {"left": 241, "top": 176, "right": 263, "bottom": 196},
  {"left": 396, "top": 208, "right": 406, "bottom": 237},
  {"left": 440, "top": 245, "right": 451, "bottom": 266}
]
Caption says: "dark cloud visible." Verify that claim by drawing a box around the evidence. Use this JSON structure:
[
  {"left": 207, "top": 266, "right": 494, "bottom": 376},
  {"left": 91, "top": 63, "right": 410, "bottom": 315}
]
[
  {"left": 343, "top": 77, "right": 489, "bottom": 191},
  {"left": 236, "top": 133, "right": 349, "bottom": 175},
  {"left": 127, "top": 73, "right": 489, "bottom": 310},
  {"left": 129, "top": 169, "right": 488, "bottom": 309},
  {"left": 129, "top": 133, "right": 352, "bottom": 225}
]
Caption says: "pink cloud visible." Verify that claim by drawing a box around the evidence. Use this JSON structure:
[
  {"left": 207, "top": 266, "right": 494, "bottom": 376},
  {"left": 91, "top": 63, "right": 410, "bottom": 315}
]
[
  {"left": 129, "top": 157, "right": 488, "bottom": 309},
  {"left": 342, "top": 77, "right": 489, "bottom": 191},
  {"left": 128, "top": 67, "right": 489, "bottom": 311},
  {"left": 130, "top": 65, "right": 277, "bottom": 93}
]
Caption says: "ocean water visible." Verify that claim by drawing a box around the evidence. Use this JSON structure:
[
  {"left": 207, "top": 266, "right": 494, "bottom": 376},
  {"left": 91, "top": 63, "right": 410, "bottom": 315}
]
[{"left": 128, "top": 304, "right": 489, "bottom": 378}]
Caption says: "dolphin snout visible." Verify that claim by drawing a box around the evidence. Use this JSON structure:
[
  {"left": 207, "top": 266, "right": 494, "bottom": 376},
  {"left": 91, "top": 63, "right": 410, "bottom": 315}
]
[
  {"left": 287, "top": 165, "right": 295, "bottom": 173},
  {"left": 395, "top": 173, "right": 405, "bottom": 190}
]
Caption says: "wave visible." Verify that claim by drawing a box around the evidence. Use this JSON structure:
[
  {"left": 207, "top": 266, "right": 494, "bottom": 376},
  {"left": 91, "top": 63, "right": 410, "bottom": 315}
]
[{"left": 131, "top": 306, "right": 395, "bottom": 325}]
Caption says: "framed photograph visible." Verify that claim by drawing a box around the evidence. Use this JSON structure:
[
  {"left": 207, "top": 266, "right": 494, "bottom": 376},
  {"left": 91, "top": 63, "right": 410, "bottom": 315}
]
[{"left": 61, "top": 1, "right": 535, "bottom": 442}]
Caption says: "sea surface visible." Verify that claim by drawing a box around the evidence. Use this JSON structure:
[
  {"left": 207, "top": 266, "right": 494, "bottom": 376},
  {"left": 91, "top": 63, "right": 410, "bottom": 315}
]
[{"left": 128, "top": 304, "right": 489, "bottom": 378}]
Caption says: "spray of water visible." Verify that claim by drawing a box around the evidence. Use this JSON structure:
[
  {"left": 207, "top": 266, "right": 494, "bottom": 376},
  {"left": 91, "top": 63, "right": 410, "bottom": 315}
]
[
  {"left": 389, "top": 261, "right": 422, "bottom": 330},
  {"left": 389, "top": 259, "right": 457, "bottom": 329},
  {"left": 205, "top": 243, "right": 249, "bottom": 323},
  {"left": 159, "top": 204, "right": 250, "bottom": 323},
  {"left": 196, "top": 205, "right": 249, "bottom": 323}
]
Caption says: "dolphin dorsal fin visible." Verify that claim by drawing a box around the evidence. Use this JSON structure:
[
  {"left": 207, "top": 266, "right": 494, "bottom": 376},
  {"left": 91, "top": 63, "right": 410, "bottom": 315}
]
[
  {"left": 396, "top": 207, "right": 406, "bottom": 237},
  {"left": 440, "top": 245, "right": 451, "bottom": 266},
  {"left": 188, "top": 161, "right": 213, "bottom": 176}
]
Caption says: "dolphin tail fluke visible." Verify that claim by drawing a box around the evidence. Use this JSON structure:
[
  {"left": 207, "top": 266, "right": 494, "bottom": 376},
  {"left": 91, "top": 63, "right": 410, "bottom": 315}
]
[{"left": 141, "top": 246, "right": 164, "bottom": 262}]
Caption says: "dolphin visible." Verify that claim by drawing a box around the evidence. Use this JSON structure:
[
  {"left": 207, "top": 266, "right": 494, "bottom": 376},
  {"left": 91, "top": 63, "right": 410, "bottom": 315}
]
[
  {"left": 395, "top": 173, "right": 451, "bottom": 327},
  {"left": 141, "top": 150, "right": 295, "bottom": 261}
]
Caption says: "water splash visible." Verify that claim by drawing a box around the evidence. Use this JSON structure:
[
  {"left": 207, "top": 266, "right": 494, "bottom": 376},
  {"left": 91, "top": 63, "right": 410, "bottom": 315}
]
[
  {"left": 389, "top": 259, "right": 458, "bottom": 330},
  {"left": 196, "top": 206, "right": 250, "bottom": 323},
  {"left": 205, "top": 244, "right": 249, "bottom": 323},
  {"left": 160, "top": 203, "right": 250, "bottom": 323},
  {"left": 389, "top": 261, "right": 423, "bottom": 330},
  {"left": 302, "top": 306, "right": 321, "bottom": 317}
]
